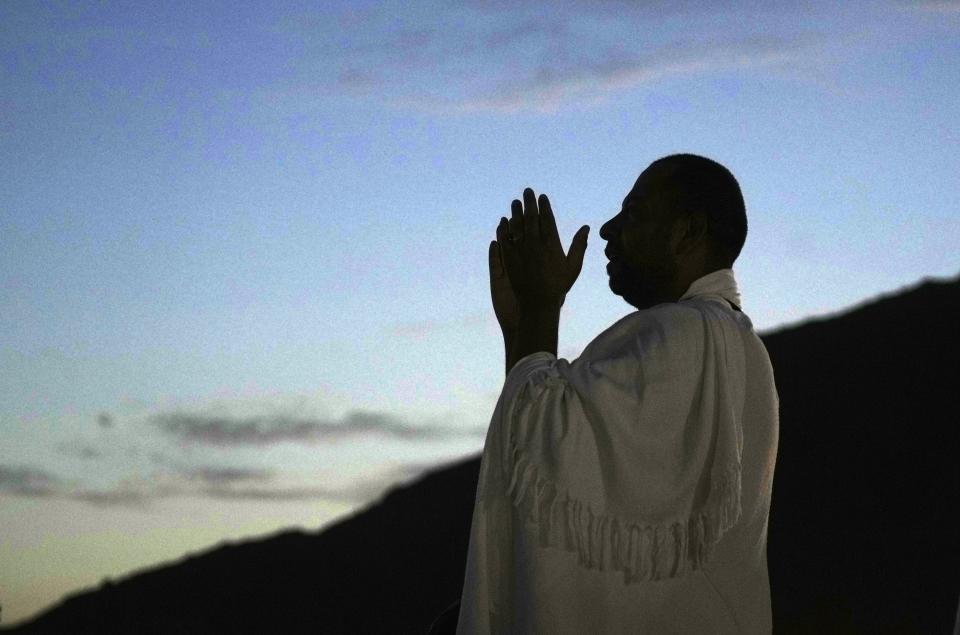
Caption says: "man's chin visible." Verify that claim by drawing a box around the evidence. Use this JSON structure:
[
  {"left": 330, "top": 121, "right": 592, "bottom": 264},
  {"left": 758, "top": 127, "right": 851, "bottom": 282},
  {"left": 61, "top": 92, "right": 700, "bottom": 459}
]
[
  {"left": 609, "top": 274, "right": 636, "bottom": 304},
  {"left": 608, "top": 273, "right": 627, "bottom": 297},
  {"left": 609, "top": 276, "right": 656, "bottom": 311}
]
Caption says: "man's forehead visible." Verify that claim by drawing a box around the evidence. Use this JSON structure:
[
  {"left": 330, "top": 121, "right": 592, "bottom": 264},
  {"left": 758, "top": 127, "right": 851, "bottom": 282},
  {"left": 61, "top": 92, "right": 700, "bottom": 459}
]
[
  {"left": 623, "top": 168, "right": 672, "bottom": 208},
  {"left": 622, "top": 179, "right": 650, "bottom": 208},
  {"left": 622, "top": 188, "right": 644, "bottom": 210},
  {"left": 623, "top": 170, "right": 652, "bottom": 205}
]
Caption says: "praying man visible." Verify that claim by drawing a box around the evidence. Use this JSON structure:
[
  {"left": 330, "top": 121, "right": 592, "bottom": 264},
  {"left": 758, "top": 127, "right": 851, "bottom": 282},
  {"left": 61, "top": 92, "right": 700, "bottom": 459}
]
[{"left": 451, "top": 154, "right": 780, "bottom": 634}]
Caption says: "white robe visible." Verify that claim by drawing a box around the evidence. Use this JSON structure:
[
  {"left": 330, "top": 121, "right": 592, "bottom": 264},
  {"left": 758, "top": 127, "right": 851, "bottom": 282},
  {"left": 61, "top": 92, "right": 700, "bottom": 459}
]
[{"left": 457, "top": 268, "right": 780, "bottom": 634}]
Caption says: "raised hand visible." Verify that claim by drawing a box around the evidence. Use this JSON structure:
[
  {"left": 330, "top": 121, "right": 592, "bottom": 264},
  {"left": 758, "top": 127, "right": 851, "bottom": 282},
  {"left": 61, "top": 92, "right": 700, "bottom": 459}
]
[{"left": 496, "top": 188, "right": 589, "bottom": 310}]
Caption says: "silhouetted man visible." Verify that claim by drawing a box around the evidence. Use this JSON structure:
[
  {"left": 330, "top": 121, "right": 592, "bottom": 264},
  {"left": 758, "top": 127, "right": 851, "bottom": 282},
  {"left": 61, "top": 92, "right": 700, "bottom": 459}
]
[{"left": 432, "top": 154, "right": 779, "bottom": 634}]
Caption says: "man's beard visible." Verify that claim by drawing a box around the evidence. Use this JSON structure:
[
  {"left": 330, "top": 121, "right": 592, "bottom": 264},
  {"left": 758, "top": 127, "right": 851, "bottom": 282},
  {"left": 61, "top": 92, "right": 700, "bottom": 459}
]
[{"left": 609, "top": 258, "right": 678, "bottom": 310}]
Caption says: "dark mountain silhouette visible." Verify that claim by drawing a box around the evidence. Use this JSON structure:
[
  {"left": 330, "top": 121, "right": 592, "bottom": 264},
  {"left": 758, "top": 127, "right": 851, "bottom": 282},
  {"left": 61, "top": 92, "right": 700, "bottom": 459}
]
[{"left": 3, "top": 272, "right": 958, "bottom": 634}]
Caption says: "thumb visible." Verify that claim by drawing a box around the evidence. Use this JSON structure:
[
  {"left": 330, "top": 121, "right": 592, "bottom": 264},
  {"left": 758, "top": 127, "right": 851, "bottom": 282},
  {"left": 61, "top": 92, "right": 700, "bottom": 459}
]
[{"left": 566, "top": 226, "right": 589, "bottom": 281}]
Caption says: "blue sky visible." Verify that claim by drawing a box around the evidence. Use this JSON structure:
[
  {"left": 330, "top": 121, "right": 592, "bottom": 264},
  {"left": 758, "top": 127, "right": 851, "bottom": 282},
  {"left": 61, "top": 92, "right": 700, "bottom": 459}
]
[{"left": 2, "top": 0, "right": 959, "bottom": 625}]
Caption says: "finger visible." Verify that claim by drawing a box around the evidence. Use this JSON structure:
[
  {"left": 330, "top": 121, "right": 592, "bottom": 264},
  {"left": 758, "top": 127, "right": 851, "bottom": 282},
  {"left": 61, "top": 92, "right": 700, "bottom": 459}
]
[
  {"left": 496, "top": 216, "right": 512, "bottom": 255},
  {"left": 522, "top": 187, "right": 540, "bottom": 242},
  {"left": 538, "top": 193, "right": 560, "bottom": 246},
  {"left": 489, "top": 240, "right": 504, "bottom": 278},
  {"left": 510, "top": 199, "right": 523, "bottom": 242},
  {"left": 497, "top": 216, "right": 519, "bottom": 278},
  {"left": 565, "top": 225, "right": 590, "bottom": 285}
]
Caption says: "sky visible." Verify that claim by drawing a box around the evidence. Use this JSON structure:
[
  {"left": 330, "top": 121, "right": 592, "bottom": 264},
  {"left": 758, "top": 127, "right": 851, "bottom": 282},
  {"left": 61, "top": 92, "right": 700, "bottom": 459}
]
[{"left": 2, "top": 0, "right": 959, "bottom": 626}]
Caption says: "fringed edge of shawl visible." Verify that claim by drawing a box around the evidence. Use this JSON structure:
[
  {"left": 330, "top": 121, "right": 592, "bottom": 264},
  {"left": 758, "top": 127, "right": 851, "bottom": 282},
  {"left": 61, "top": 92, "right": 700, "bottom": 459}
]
[{"left": 504, "top": 442, "right": 742, "bottom": 584}]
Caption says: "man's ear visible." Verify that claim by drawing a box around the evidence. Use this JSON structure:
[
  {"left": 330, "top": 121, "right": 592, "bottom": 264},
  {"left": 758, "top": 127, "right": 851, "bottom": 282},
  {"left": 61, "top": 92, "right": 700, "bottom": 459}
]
[
  {"left": 674, "top": 211, "right": 709, "bottom": 255},
  {"left": 692, "top": 210, "right": 711, "bottom": 237}
]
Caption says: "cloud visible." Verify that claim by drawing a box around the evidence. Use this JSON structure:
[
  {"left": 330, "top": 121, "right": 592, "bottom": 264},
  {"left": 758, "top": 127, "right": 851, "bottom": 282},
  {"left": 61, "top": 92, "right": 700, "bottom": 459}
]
[
  {"left": 8, "top": 390, "right": 484, "bottom": 509},
  {"left": 66, "top": 489, "right": 153, "bottom": 508},
  {"left": 897, "top": 0, "right": 960, "bottom": 11},
  {"left": 0, "top": 459, "right": 442, "bottom": 509},
  {"left": 265, "top": 2, "right": 837, "bottom": 116},
  {"left": 397, "top": 35, "right": 823, "bottom": 114},
  {"left": 337, "top": 68, "right": 382, "bottom": 92},
  {"left": 465, "top": 0, "right": 808, "bottom": 17},
  {"left": 54, "top": 442, "right": 104, "bottom": 461},
  {"left": 0, "top": 465, "right": 60, "bottom": 497},
  {"left": 97, "top": 412, "right": 114, "bottom": 428},
  {"left": 189, "top": 461, "right": 432, "bottom": 504},
  {"left": 152, "top": 409, "right": 484, "bottom": 446},
  {"left": 0, "top": 464, "right": 150, "bottom": 507},
  {"left": 180, "top": 466, "right": 275, "bottom": 485},
  {"left": 483, "top": 16, "right": 569, "bottom": 49},
  {"left": 197, "top": 484, "right": 362, "bottom": 503},
  {"left": 0, "top": 464, "right": 153, "bottom": 507}
]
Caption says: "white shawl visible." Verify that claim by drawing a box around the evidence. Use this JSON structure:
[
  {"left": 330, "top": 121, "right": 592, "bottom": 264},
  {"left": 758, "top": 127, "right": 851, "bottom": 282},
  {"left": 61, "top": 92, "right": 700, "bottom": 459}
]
[{"left": 457, "top": 268, "right": 755, "bottom": 634}]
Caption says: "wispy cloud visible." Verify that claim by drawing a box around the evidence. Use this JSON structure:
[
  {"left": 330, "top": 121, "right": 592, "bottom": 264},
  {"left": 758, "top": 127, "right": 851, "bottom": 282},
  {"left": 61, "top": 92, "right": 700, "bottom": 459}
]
[
  {"left": 482, "top": 16, "right": 569, "bottom": 50},
  {"left": 0, "top": 465, "right": 60, "bottom": 497},
  {"left": 0, "top": 464, "right": 151, "bottom": 507},
  {"left": 54, "top": 442, "right": 104, "bottom": 461},
  {"left": 152, "top": 409, "right": 483, "bottom": 446},
  {"left": 180, "top": 466, "right": 275, "bottom": 485},
  {"left": 4, "top": 387, "right": 484, "bottom": 510},
  {"left": 0, "top": 459, "right": 445, "bottom": 509},
  {"left": 398, "top": 35, "right": 824, "bottom": 114},
  {"left": 898, "top": 0, "right": 960, "bottom": 12},
  {"left": 67, "top": 489, "right": 154, "bottom": 508},
  {"left": 337, "top": 68, "right": 382, "bottom": 92},
  {"left": 194, "top": 464, "right": 422, "bottom": 504},
  {"left": 263, "top": 3, "right": 837, "bottom": 115}
]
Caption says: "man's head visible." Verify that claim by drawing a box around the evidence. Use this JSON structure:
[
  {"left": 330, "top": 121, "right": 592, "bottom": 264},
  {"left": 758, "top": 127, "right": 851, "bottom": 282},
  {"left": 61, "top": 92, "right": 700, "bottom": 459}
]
[{"left": 599, "top": 153, "right": 747, "bottom": 311}]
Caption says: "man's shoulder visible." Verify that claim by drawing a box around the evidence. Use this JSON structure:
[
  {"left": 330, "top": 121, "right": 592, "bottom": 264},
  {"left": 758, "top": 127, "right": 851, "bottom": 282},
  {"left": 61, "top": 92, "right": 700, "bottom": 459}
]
[
  {"left": 627, "top": 300, "right": 749, "bottom": 346},
  {"left": 590, "top": 303, "right": 706, "bottom": 356},
  {"left": 588, "top": 301, "right": 742, "bottom": 360},
  {"left": 635, "top": 301, "right": 709, "bottom": 331}
]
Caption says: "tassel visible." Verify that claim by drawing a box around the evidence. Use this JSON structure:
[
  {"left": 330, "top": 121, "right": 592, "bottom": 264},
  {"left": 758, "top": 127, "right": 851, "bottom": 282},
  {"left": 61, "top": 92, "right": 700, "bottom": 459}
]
[{"left": 504, "top": 440, "right": 742, "bottom": 584}]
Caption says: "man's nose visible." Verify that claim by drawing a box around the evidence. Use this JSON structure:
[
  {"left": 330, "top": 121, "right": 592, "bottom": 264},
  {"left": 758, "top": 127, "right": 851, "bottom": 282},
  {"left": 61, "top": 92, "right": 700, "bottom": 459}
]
[{"left": 599, "top": 217, "right": 618, "bottom": 241}]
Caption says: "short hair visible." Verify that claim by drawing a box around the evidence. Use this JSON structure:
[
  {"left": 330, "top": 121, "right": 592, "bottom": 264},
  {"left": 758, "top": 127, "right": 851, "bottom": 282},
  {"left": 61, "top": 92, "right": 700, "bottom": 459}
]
[{"left": 644, "top": 153, "right": 748, "bottom": 268}]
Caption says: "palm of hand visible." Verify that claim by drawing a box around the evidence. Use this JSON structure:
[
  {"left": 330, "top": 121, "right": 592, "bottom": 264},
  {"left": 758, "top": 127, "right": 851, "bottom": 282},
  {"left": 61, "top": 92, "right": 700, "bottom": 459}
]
[{"left": 497, "top": 188, "right": 589, "bottom": 309}]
